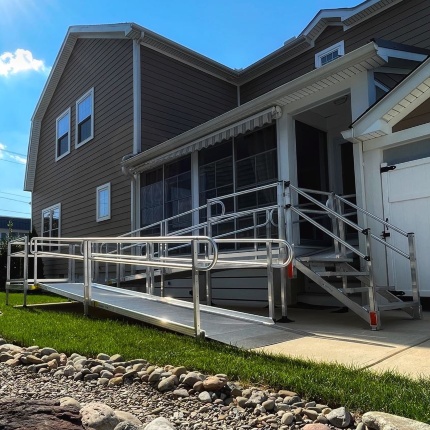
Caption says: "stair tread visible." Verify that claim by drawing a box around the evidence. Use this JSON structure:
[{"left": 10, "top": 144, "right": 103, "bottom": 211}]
[
  {"left": 297, "top": 256, "right": 353, "bottom": 263},
  {"left": 317, "top": 271, "right": 368, "bottom": 276}
]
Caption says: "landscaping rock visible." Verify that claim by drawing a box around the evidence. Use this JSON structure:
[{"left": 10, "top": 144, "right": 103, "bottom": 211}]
[
  {"left": 80, "top": 402, "right": 120, "bottom": 430},
  {"left": 0, "top": 397, "right": 83, "bottom": 429},
  {"left": 362, "top": 411, "right": 430, "bottom": 430}
]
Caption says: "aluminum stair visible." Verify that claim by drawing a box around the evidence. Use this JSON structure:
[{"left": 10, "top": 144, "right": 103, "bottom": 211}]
[
  {"left": 286, "top": 183, "right": 422, "bottom": 330},
  {"left": 294, "top": 252, "right": 421, "bottom": 329}
]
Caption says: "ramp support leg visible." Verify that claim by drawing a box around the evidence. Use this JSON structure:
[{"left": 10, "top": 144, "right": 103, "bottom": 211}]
[{"left": 191, "top": 240, "right": 202, "bottom": 337}]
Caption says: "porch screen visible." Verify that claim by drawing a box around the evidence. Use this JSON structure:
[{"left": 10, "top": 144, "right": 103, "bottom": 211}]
[{"left": 140, "top": 156, "right": 191, "bottom": 235}]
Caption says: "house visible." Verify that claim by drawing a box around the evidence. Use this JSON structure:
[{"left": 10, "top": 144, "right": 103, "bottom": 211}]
[
  {"left": 0, "top": 217, "right": 31, "bottom": 240},
  {"left": 24, "top": 0, "right": 430, "bottom": 326}
]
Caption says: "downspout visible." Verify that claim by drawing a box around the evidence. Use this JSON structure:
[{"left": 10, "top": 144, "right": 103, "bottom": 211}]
[{"left": 129, "top": 33, "right": 143, "bottom": 233}]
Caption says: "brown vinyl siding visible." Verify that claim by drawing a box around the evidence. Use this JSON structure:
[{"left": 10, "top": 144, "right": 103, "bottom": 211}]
[
  {"left": 140, "top": 46, "right": 237, "bottom": 151},
  {"left": 240, "top": 26, "right": 344, "bottom": 103},
  {"left": 393, "top": 97, "right": 430, "bottom": 132},
  {"left": 241, "top": 0, "right": 430, "bottom": 103},
  {"left": 32, "top": 38, "right": 134, "bottom": 254}
]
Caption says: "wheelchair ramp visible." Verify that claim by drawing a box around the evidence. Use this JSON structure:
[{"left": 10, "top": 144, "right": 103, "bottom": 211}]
[{"left": 36, "top": 281, "right": 276, "bottom": 344}]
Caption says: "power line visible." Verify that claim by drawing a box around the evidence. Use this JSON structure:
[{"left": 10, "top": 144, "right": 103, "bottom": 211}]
[
  {"left": 0, "top": 191, "right": 30, "bottom": 198},
  {"left": 0, "top": 158, "right": 26, "bottom": 165},
  {"left": 0, "top": 149, "right": 27, "bottom": 157},
  {"left": 0, "top": 196, "right": 30, "bottom": 204},
  {"left": 0, "top": 209, "right": 30, "bottom": 215}
]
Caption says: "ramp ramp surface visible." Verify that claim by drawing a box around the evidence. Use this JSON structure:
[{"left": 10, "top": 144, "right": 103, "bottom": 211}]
[{"left": 36, "top": 282, "right": 285, "bottom": 345}]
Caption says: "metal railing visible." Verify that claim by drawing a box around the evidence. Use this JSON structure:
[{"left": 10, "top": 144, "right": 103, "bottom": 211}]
[
  {"left": 286, "top": 183, "right": 420, "bottom": 317},
  {"left": 27, "top": 236, "right": 219, "bottom": 337}
]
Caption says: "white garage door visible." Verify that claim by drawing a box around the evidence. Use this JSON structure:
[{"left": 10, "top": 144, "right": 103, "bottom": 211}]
[{"left": 381, "top": 157, "right": 430, "bottom": 297}]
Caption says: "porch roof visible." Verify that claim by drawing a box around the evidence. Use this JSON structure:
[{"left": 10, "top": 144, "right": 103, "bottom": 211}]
[
  {"left": 124, "top": 41, "right": 390, "bottom": 174},
  {"left": 342, "top": 56, "right": 430, "bottom": 144}
]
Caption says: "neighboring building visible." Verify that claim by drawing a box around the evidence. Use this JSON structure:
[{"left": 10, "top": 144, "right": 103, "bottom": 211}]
[
  {"left": 0, "top": 217, "right": 31, "bottom": 240},
  {"left": 24, "top": 0, "right": 430, "bottom": 311}
]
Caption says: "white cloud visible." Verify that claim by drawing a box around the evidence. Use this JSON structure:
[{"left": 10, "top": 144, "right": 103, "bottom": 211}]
[
  {"left": 0, "top": 48, "right": 50, "bottom": 77},
  {"left": 10, "top": 154, "right": 27, "bottom": 164},
  {"left": 0, "top": 143, "right": 27, "bottom": 164}
]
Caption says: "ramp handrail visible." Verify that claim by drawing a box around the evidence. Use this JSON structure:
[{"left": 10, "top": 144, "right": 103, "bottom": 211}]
[{"left": 10, "top": 236, "right": 220, "bottom": 337}]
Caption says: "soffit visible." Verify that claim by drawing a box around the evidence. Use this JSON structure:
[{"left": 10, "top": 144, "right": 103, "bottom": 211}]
[{"left": 342, "top": 57, "right": 430, "bottom": 143}]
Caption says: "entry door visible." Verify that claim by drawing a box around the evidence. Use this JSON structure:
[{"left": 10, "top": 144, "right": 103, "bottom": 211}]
[{"left": 381, "top": 157, "right": 430, "bottom": 296}]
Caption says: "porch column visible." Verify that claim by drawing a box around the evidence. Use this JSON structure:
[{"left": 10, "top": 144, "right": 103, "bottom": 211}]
[
  {"left": 277, "top": 112, "right": 298, "bottom": 244},
  {"left": 350, "top": 71, "right": 376, "bottom": 263},
  {"left": 277, "top": 112, "right": 296, "bottom": 309},
  {"left": 191, "top": 151, "right": 199, "bottom": 233}
]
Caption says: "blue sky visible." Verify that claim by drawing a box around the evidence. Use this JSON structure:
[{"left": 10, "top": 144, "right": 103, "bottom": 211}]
[{"left": 0, "top": 0, "right": 359, "bottom": 220}]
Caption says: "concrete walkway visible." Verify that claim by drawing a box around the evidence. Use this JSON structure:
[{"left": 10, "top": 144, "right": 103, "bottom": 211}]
[{"left": 254, "top": 307, "right": 430, "bottom": 379}]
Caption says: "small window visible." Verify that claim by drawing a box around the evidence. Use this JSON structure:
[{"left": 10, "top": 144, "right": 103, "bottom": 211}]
[
  {"left": 315, "top": 41, "right": 344, "bottom": 68},
  {"left": 42, "top": 203, "right": 61, "bottom": 251},
  {"left": 96, "top": 183, "right": 111, "bottom": 222},
  {"left": 76, "top": 88, "right": 94, "bottom": 147},
  {"left": 56, "top": 109, "right": 70, "bottom": 160}
]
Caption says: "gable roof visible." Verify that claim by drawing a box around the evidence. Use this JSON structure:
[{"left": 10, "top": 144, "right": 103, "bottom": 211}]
[
  {"left": 24, "top": 0, "right": 407, "bottom": 191},
  {"left": 342, "top": 56, "right": 430, "bottom": 143}
]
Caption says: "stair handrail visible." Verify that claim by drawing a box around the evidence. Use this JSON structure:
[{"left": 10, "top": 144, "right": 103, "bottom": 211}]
[
  {"left": 288, "top": 184, "right": 370, "bottom": 260},
  {"left": 334, "top": 194, "right": 410, "bottom": 258}
]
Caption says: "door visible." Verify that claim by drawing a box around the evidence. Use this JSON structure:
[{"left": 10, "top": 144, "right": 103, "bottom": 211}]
[
  {"left": 381, "top": 157, "right": 430, "bottom": 296},
  {"left": 295, "top": 121, "right": 330, "bottom": 245}
]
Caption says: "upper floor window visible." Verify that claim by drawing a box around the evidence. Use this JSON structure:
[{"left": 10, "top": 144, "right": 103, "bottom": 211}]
[
  {"left": 76, "top": 88, "right": 94, "bottom": 147},
  {"left": 56, "top": 109, "right": 70, "bottom": 161},
  {"left": 315, "top": 41, "right": 344, "bottom": 68},
  {"left": 96, "top": 182, "right": 111, "bottom": 222}
]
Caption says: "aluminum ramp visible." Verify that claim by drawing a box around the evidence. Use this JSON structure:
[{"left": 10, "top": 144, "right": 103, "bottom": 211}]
[{"left": 36, "top": 281, "right": 276, "bottom": 343}]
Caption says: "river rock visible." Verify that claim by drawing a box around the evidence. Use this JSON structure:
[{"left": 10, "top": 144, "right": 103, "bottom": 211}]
[
  {"left": 362, "top": 411, "right": 430, "bottom": 430},
  {"left": 80, "top": 402, "right": 120, "bottom": 430},
  {"left": 0, "top": 397, "right": 82, "bottom": 430},
  {"left": 144, "top": 417, "right": 175, "bottom": 429},
  {"left": 326, "top": 406, "right": 351, "bottom": 428}
]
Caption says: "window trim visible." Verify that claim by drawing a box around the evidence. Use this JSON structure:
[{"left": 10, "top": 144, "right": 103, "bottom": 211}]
[
  {"left": 41, "top": 203, "right": 61, "bottom": 247},
  {"left": 75, "top": 87, "right": 94, "bottom": 148},
  {"left": 96, "top": 182, "right": 111, "bottom": 222},
  {"left": 315, "top": 41, "right": 345, "bottom": 68},
  {"left": 55, "top": 108, "right": 71, "bottom": 161}
]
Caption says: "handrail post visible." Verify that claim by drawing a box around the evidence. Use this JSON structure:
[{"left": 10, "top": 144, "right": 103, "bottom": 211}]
[
  {"left": 23, "top": 236, "right": 29, "bottom": 307},
  {"left": 267, "top": 241, "right": 275, "bottom": 320},
  {"left": 205, "top": 201, "right": 213, "bottom": 306},
  {"left": 364, "top": 229, "right": 380, "bottom": 330},
  {"left": 83, "top": 240, "right": 91, "bottom": 316},
  {"left": 149, "top": 242, "right": 155, "bottom": 295},
  {"left": 116, "top": 243, "right": 120, "bottom": 289},
  {"left": 328, "top": 193, "right": 340, "bottom": 256},
  {"left": 191, "top": 239, "right": 202, "bottom": 337},
  {"left": 277, "top": 181, "right": 288, "bottom": 319},
  {"left": 6, "top": 240, "right": 11, "bottom": 305},
  {"left": 68, "top": 244, "right": 73, "bottom": 282},
  {"left": 335, "top": 196, "right": 346, "bottom": 258},
  {"left": 160, "top": 222, "right": 165, "bottom": 297},
  {"left": 33, "top": 239, "right": 38, "bottom": 285},
  {"left": 408, "top": 233, "right": 422, "bottom": 319}
]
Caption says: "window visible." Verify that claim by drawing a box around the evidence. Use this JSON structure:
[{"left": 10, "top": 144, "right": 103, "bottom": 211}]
[
  {"left": 56, "top": 109, "right": 70, "bottom": 160},
  {"left": 96, "top": 183, "right": 111, "bottom": 222},
  {"left": 76, "top": 88, "right": 94, "bottom": 147},
  {"left": 315, "top": 41, "right": 344, "bottom": 68},
  {"left": 42, "top": 204, "right": 61, "bottom": 251}
]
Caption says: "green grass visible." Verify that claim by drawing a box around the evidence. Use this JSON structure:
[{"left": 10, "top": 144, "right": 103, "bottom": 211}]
[{"left": 1, "top": 291, "right": 430, "bottom": 422}]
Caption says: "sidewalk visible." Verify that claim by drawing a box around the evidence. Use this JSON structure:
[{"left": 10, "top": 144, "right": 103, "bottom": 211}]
[{"left": 254, "top": 307, "right": 430, "bottom": 379}]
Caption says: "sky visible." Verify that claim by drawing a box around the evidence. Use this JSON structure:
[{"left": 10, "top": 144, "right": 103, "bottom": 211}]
[{"left": 0, "top": 0, "right": 360, "bottom": 220}]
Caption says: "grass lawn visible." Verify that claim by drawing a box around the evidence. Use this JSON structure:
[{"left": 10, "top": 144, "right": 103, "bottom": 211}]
[{"left": 1, "top": 291, "right": 429, "bottom": 423}]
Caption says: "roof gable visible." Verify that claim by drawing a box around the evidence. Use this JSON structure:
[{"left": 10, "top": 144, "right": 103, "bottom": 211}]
[
  {"left": 25, "top": 0, "right": 408, "bottom": 191},
  {"left": 342, "top": 56, "right": 430, "bottom": 143}
]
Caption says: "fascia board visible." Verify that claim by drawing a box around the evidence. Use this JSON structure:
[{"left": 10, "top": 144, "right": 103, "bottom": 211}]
[
  {"left": 350, "top": 57, "right": 430, "bottom": 136},
  {"left": 123, "top": 41, "right": 381, "bottom": 170},
  {"left": 376, "top": 47, "right": 428, "bottom": 63}
]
